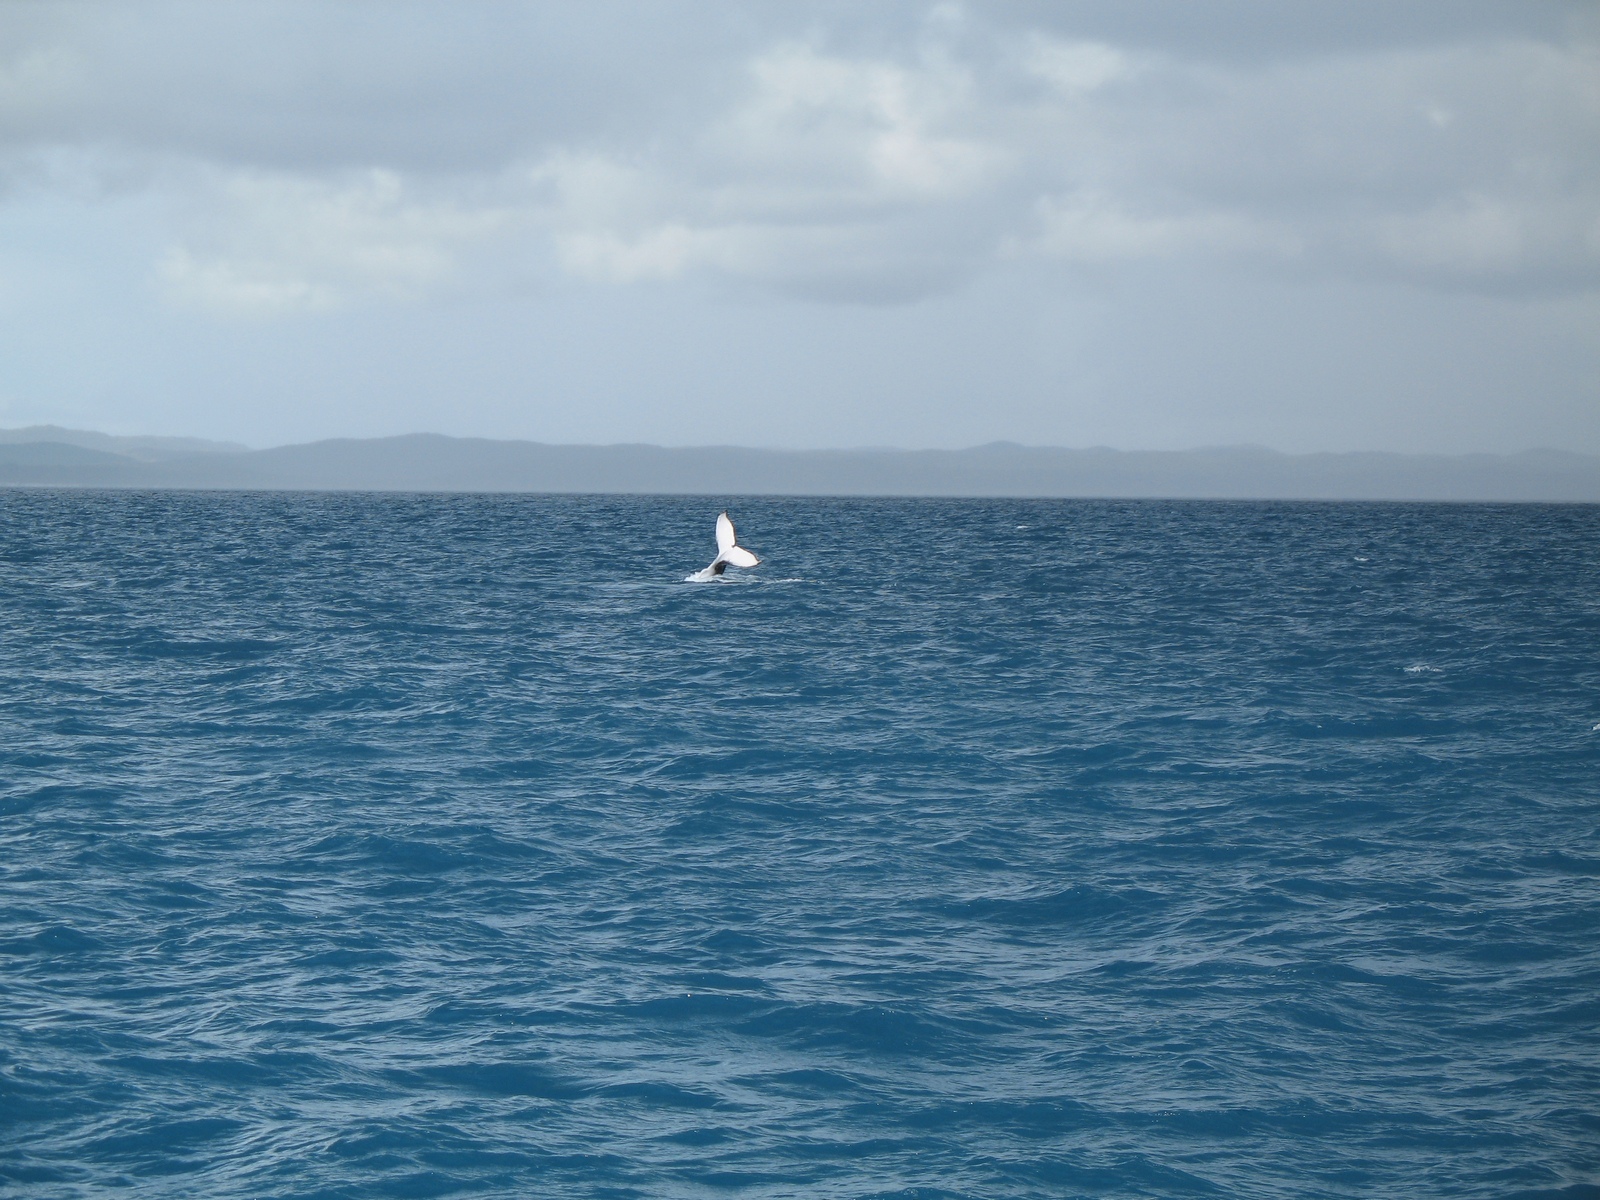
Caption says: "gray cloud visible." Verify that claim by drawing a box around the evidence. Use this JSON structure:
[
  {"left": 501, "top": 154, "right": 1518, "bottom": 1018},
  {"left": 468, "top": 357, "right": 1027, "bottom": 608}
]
[
  {"left": 4, "top": 1, "right": 1596, "bottom": 308},
  {"left": 0, "top": 1, "right": 1595, "bottom": 456},
  {"left": 0, "top": 3, "right": 748, "bottom": 170}
]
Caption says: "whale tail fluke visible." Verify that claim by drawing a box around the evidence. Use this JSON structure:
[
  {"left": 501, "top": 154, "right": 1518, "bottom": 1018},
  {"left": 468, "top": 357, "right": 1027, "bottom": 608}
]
[
  {"left": 715, "top": 511, "right": 760, "bottom": 568},
  {"left": 688, "top": 510, "right": 761, "bottom": 581}
]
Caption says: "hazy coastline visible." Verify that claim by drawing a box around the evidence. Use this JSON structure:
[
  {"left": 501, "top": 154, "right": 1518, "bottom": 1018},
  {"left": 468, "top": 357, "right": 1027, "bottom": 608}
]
[{"left": 2, "top": 426, "right": 1597, "bottom": 502}]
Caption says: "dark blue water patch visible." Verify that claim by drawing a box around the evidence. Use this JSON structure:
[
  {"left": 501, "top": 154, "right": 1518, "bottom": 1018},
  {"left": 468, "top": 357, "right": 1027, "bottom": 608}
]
[{"left": 1, "top": 491, "right": 1597, "bottom": 1198}]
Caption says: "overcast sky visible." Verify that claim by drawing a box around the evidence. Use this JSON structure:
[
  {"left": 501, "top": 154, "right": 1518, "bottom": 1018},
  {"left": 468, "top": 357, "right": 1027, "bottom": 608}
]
[{"left": 2, "top": 1, "right": 1597, "bottom": 452}]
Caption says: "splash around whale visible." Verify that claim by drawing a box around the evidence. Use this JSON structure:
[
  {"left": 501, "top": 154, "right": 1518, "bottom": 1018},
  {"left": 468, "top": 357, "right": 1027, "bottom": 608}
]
[{"left": 686, "top": 511, "right": 761, "bottom": 582}]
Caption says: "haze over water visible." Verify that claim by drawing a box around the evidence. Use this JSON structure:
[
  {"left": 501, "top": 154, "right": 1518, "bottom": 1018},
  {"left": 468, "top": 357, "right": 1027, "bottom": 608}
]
[{"left": 3, "top": 491, "right": 1598, "bottom": 1199}]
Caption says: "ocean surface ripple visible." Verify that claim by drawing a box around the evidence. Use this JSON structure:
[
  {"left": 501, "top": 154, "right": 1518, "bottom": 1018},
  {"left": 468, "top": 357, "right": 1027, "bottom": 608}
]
[{"left": 2, "top": 492, "right": 1597, "bottom": 1199}]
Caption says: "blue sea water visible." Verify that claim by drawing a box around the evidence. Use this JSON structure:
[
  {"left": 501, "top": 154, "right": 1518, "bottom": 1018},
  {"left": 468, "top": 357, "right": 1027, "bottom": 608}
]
[{"left": 2, "top": 490, "right": 1598, "bottom": 1200}]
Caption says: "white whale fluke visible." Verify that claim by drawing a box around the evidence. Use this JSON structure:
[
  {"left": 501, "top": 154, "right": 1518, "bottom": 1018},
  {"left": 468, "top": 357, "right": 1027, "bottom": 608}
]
[{"left": 686, "top": 511, "right": 761, "bottom": 582}]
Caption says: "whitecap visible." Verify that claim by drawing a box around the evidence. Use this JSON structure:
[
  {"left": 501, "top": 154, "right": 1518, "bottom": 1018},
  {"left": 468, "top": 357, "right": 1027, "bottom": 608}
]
[{"left": 1404, "top": 664, "right": 1440, "bottom": 674}]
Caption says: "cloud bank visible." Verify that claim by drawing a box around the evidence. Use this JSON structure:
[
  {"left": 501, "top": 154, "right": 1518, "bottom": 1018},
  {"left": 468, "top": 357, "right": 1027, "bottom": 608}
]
[
  {"left": 6, "top": 1, "right": 1596, "bottom": 314},
  {"left": 0, "top": 2, "right": 1595, "bottom": 456}
]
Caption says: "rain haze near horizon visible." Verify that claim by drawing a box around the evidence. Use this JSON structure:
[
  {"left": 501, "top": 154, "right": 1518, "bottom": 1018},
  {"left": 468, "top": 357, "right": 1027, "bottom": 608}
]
[{"left": 1, "top": 1, "right": 1597, "bottom": 457}]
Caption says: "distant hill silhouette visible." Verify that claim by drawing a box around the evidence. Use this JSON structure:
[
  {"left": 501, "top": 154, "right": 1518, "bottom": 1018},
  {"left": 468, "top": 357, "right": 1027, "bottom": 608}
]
[
  {"left": 0, "top": 425, "right": 247, "bottom": 461},
  {"left": 0, "top": 427, "right": 1596, "bottom": 501}
]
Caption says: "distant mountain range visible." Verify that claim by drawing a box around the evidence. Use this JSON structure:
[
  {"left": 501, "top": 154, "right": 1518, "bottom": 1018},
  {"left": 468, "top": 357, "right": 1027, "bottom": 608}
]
[{"left": 1, "top": 425, "right": 1597, "bottom": 501}]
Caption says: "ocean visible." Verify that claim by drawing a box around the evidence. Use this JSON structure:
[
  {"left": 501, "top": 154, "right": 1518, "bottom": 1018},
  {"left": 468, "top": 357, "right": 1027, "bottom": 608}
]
[{"left": 2, "top": 490, "right": 1597, "bottom": 1199}]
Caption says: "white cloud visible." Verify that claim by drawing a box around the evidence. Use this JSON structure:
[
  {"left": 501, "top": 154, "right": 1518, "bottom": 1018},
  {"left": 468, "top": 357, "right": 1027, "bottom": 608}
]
[
  {"left": 1182, "top": 39, "right": 1598, "bottom": 284},
  {"left": 536, "top": 30, "right": 1599, "bottom": 298},
  {"left": 158, "top": 246, "right": 343, "bottom": 315},
  {"left": 523, "top": 45, "right": 1005, "bottom": 298},
  {"left": 1024, "top": 36, "right": 1131, "bottom": 94},
  {"left": 1369, "top": 191, "right": 1600, "bottom": 289},
  {"left": 718, "top": 42, "right": 997, "bottom": 202},
  {"left": 529, "top": 152, "right": 712, "bottom": 284},
  {"left": 1026, "top": 191, "right": 1292, "bottom": 263},
  {"left": 554, "top": 224, "right": 710, "bottom": 284},
  {"left": 19, "top": 7, "right": 1584, "bottom": 313},
  {"left": 1378, "top": 193, "right": 1530, "bottom": 277},
  {"left": 156, "top": 168, "right": 509, "bottom": 314}
]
